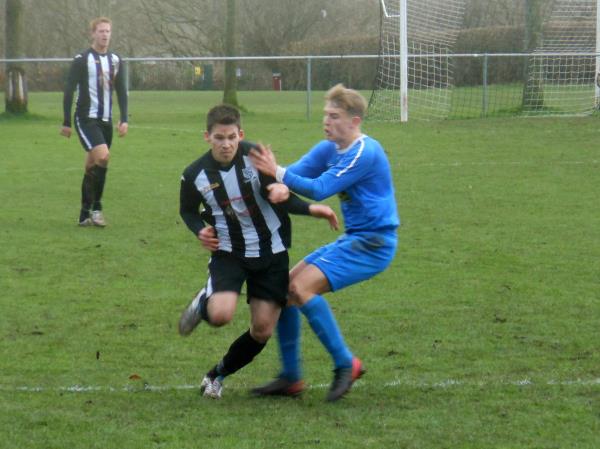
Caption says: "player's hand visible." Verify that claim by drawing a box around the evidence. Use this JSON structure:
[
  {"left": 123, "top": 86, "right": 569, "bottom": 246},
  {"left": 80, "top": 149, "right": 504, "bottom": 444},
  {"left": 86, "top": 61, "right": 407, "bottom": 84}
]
[
  {"left": 117, "top": 121, "right": 128, "bottom": 137},
  {"left": 198, "top": 226, "right": 219, "bottom": 251},
  {"left": 249, "top": 143, "right": 278, "bottom": 177},
  {"left": 309, "top": 204, "right": 339, "bottom": 231},
  {"left": 60, "top": 126, "right": 72, "bottom": 138},
  {"left": 267, "top": 183, "right": 290, "bottom": 203}
]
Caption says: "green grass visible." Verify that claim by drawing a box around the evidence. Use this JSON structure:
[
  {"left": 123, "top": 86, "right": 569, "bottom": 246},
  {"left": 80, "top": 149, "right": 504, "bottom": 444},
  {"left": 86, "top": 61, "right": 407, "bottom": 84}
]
[
  {"left": 372, "top": 83, "right": 598, "bottom": 119},
  {"left": 450, "top": 82, "right": 598, "bottom": 119},
  {"left": 1, "top": 91, "right": 600, "bottom": 449}
]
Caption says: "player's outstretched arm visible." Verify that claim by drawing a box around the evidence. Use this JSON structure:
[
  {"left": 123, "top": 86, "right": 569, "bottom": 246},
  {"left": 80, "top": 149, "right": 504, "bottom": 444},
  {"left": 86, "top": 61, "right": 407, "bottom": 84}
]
[{"left": 308, "top": 204, "right": 339, "bottom": 231}]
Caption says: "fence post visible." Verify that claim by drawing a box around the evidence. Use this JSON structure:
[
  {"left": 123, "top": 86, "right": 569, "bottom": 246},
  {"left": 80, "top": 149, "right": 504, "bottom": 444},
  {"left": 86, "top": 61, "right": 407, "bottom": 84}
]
[
  {"left": 482, "top": 53, "right": 489, "bottom": 117},
  {"left": 594, "top": 0, "right": 600, "bottom": 111},
  {"left": 400, "top": 0, "right": 408, "bottom": 122},
  {"left": 123, "top": 59, "right": 130, "bottom": 93},
  {"left": 306, "top": 57, "right": 312, "bottom": 121}
]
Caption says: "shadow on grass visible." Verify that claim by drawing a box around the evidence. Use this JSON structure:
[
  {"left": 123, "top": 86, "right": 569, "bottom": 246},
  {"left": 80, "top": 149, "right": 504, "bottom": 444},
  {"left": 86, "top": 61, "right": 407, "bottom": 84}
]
[{"left": 0, "top": 111, "right": 49, "bottom": 122}]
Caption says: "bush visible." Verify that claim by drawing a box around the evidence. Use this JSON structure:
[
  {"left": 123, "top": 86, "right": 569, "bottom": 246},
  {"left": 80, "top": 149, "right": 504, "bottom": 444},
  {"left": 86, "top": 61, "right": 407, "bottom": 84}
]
[
  {"left": 279, "top": 36, "right": 379, "bottom": 90},
  {"left": 453, "top": 26, "right": 526, "bottom": 86}
]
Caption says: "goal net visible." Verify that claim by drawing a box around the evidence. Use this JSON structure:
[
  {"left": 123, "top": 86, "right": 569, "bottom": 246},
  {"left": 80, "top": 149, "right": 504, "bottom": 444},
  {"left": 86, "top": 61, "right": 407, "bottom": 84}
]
[
  {"left": 368, "top": 0, "right": 466, "bottom": 121},
  {"left": 369, "top": 0, "right": 599, "bottom": 121},
  {"left": 523, "top": 0, "right": 599, "bottom": 116}
]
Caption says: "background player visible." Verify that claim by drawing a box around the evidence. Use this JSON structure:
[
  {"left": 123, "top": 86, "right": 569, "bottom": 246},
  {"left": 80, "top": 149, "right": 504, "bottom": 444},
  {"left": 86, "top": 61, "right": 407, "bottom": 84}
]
[{"left": 61, "top": 17, "right": 128, "bottom": 227}]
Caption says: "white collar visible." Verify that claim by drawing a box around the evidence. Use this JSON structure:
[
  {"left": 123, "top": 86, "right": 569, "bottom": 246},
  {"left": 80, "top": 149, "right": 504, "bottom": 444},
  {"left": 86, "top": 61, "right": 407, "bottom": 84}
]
[{"left": 336, "top": 134, "right": 366, "bottom": 154}]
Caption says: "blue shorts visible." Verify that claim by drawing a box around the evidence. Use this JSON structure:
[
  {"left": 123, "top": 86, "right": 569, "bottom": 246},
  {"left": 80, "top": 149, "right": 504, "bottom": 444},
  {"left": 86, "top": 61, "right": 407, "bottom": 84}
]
[
  {"left": 304, "top": 230, "right": 397, "bottom": 292},
  {"left": 75, "top": 117, "right": 113, "bottom": 151}
]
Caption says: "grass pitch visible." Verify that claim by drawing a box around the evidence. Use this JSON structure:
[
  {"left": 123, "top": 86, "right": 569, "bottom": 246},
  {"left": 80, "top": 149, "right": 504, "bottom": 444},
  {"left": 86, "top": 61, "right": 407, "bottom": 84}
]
[{"left": 1, "top": 91, "right": 599, "bottom": 449}]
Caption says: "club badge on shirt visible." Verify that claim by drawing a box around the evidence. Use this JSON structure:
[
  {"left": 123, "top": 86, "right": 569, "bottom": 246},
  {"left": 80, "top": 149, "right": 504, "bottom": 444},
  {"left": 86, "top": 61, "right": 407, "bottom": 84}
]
[{"left": 242, "top": 167, "right": 257, "bottom": 183}]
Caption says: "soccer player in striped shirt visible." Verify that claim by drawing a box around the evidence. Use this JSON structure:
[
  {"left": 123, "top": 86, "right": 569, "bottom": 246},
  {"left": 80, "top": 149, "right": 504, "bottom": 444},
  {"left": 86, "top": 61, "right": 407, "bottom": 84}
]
[
  {"left": 61, "top": 17, "right": 128, "bottom": 227},
  {"left": 178, "top": 104, "right": 339, "bottom": 399},
  {"left": 250, "top": 84, "right": 399, "bottom": 401}
]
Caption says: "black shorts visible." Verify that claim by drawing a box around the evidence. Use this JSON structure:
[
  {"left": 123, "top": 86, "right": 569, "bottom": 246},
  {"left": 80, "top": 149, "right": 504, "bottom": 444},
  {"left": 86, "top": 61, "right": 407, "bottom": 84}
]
[
  {"left": 204, "top": 250, "right": 289, "bottom": 307},
  {"left": 74, "top": 116, "right": 113, "bottom": 151}
]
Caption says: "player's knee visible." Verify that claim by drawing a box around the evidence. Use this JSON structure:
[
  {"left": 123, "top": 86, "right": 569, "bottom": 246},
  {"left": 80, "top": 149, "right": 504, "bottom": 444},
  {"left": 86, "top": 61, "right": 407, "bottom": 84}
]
[
  {"left": 250, "top": 323, "right": 273, "bottom": 343},
  {"left": 90, "top": 145, "right": 110, "bottom": 166},
  {"left": 208, "top": 308, "right": 234, "bottom": 326},
  {"left": 288, "top": 280, "right": 309, "bottom": 306},
  {"left": 287, "top": 280, "right": 301, "bottom": 303},
  {"left": 97, "top": 151, "right": 110, "bottom": 166}
]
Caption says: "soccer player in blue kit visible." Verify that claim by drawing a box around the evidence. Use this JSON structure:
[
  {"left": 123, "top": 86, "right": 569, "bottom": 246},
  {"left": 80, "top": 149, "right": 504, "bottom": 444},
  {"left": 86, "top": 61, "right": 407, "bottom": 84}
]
[{"left": 249, "top": 84, "right": 399, "bottom": 402}]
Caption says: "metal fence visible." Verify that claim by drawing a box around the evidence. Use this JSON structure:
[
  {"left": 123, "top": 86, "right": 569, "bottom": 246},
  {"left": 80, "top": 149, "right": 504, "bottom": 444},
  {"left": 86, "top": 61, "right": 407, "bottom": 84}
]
[{"left": 2, "top": 53, "right": 599, "bottom": 120}]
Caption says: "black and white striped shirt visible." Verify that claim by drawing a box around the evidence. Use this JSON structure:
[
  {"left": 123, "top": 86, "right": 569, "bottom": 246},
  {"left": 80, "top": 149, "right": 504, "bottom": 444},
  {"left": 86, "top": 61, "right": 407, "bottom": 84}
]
[
  {"left": 180, "top": 141, "right": 311, "bottom": 258},
  {"left": 63, "top": 48, "right": 128, "bottom": 127}
]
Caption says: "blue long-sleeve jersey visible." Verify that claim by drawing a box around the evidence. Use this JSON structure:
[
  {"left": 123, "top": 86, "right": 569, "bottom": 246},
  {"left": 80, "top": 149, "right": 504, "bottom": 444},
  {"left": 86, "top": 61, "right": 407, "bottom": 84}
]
[{"left": 282, "top": 134, "right": 400, "bottom": 233}]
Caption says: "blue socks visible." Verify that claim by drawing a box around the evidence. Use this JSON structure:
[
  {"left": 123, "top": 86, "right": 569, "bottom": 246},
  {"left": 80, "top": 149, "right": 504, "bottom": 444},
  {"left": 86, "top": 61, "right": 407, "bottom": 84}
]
[
  {"left": 277, "top": 295, "right": 354, "bottom": 380},
  {"left": 300, "top": 295, "right": 353, "bottom": 370},
  {"left": 277, "top": 306, "right": 302, "bottom": 382}
]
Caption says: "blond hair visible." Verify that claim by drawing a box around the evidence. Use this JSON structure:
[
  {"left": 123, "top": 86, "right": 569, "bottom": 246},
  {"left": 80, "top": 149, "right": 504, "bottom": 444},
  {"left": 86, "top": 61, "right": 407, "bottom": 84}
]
[
  {"left": 325, "top": 84, "right": 367, "bottom": 119},
  {"left": 89, "top": 17, "right": 112, "bottom": 32}
]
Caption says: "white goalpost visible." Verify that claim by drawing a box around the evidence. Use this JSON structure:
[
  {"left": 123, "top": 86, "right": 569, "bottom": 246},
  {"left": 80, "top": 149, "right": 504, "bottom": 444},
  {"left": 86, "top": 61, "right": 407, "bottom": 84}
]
[
  {"left": 369, "top": 0, "right": 600, "bottom": 121},
  {"left": 369, "top": 0, "right": 466, "bottom": 121},
  {"left": 378, "top": 0, "right": 409, "bottom": 121},
  {"left": 596, "top": 0, "right": 600, "bottom": 108}
]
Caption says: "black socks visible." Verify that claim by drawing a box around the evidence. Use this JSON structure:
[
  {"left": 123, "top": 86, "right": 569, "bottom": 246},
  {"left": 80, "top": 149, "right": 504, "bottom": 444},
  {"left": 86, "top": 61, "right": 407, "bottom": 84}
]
[
  {"left": 91, "top": 165, "right": 107, "bottom": 211},
  {"left": 81, "top": 171, "right": 95, "bottom": 216},
  {"left": 207, "top": 330, "right": 266, "bottom": 379},
  {"left": 81, "top": 165, "right": 108, "bottom": 215}
]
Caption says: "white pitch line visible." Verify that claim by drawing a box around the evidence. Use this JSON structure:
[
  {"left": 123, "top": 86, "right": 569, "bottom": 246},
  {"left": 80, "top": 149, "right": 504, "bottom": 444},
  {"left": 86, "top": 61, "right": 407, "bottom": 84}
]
[
  {"left": 2, "top": 378, "right": 599, "bottom": 394},
  {"left": 402, "top": 159, "right": 599, "bottom": 168},
  {"left": 383, "top": 378, "right": 600, "bottom": 388}
]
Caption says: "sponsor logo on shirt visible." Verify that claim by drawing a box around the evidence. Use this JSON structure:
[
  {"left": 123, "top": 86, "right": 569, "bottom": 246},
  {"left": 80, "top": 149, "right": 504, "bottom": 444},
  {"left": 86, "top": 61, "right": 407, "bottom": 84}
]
[{"left": 200, "top": 182, "right": 220, "bottom": 194}]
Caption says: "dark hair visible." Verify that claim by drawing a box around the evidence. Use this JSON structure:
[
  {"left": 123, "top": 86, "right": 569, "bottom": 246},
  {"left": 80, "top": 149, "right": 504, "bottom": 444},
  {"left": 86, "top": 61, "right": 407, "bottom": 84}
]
[{"left": 206, "top": 104, "right": 241, "bottom": 133}]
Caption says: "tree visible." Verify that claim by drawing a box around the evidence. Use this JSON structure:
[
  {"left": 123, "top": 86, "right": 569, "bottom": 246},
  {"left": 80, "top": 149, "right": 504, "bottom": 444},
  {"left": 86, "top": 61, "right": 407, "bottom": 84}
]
[
  {"left": 33, "top": 0, "right": 151, "bottom": 57},
  {"left": 138, "top": 0, "right": 226, "bottom": 56},
  {"left": 138, "top": 0, "right": 234, "bottom": 97},
  {"left": 139, "top": 0, "right": 239, "bottom": 105},
  {"left": 239, "top": 0, "right": 326, "bottom": 57},
  {"left": 4, "top": 0, "right": 28, "bottom": 114},
  {"left": 223, "top": 0, "right": 238, "bottom": 106},
  {"left": 463, "top": 0, "right": 524, "bottom": 28}
]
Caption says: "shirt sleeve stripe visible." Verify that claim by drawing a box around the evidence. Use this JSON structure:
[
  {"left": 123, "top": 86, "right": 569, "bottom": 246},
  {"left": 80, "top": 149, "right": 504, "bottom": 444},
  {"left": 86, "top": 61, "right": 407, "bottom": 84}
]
[{"left": 336, "top": 138, "right": 365, "bottom": 177}]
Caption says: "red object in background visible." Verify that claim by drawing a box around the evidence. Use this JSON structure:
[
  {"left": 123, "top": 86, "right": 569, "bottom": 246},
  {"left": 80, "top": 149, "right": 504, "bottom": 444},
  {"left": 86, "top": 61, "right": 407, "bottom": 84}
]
[{"left": 272, "top": 73, "right": 282, "bottom": 91}]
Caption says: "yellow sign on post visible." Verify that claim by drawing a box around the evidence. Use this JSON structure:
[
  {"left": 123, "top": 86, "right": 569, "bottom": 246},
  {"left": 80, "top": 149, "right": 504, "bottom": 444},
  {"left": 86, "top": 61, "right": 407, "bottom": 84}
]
[{"left": 194, "top": 66, "right": 203, "bottom": 77}]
